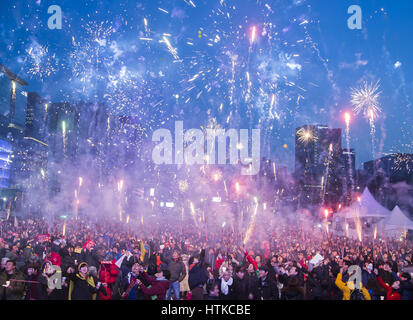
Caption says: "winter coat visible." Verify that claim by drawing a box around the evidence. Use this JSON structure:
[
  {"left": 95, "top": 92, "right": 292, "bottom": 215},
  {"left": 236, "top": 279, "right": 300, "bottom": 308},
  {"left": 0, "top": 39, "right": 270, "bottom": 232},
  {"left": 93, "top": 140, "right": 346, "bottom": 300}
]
[
  {"left": 376, "top": 276, "right": 401, "bottom": 300},
  {"left": 67, "top": 272, "right": 105, "bottom": 300},
  {"left": 258, "top": 276, "right": 279, "bottom": 300},
  {"left": 246, "top": 271, "right": 260, "bottom": 299},
  {"left": 0, "top": 269, "right": 26, "bottom": 300},
  {"left": 80, "top": 249, "right": 100, "bottom": 268},
  {"left": 281, "top": 284, "right": 305, "bottom": 300},
  {"left": 45, "top": 252, "right": 61, "bottom": 266},
  {"left": 161, "top": 255, "right": 186, "bottom": 283},
  {"left": 37, "top": 273, "right": 64, "bottom": 300},
  {"left": 399, "top": 280, "right": 413, "bottom": 300},
  {"left": 335, "top": 273, "right": 371, "bottom": 300},
  {"left": 120, "top": 272, "right": 147, "bottom": 300},
  {"left": 188, "top": 249, "right": 208, "bottom": 290},
  {"left": 180, "top": 261, "right": 190, "bottom": 292},
  {"left": 138, "top": 271, "right": 170, "bottom": 300},
  {"left": 25, "top": 273, "right": 41, "bottom": 300},
  {"left": 232, "top": 275, "right": 249, "bottom": 300},
  {"left": 61, "top": 252, "right": 76, "bottom": 274}
]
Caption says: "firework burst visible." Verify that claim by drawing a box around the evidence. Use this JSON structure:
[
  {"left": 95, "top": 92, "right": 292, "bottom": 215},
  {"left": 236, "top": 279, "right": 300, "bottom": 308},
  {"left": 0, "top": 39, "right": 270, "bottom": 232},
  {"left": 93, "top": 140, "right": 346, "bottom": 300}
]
[
  {"left": 351, "top": 81, "right": 382, "bottom": 118},
  {"left": 26, "top": 42, "right": 58, "bottom": 79},
  {"left": 393, "top": 153, "right": 413, "bottom": 173},
  {"left": 297, "top": 127, "right": 317, "bottom": 145}
]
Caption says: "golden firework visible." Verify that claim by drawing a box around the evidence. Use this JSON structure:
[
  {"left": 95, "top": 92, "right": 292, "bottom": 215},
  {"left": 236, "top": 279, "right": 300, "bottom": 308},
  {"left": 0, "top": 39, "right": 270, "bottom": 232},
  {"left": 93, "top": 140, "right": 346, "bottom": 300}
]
[{"left": 297, "top": 127, "right": 317, "bottom": 145}]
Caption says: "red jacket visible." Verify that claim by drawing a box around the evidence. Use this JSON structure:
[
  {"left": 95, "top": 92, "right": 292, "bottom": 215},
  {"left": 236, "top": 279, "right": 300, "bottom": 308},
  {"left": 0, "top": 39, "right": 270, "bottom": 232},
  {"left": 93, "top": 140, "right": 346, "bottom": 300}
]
[
  {"left": 138, "top": 272, "right": 170, "bottom": 300},
  {"left": 244, "top": 250, "right": 258, "bottom": 270},
  {"left": 215, "top": 258, "right": 224, "bottom": 270},
  {"left": 377, "top": 276, "right": 401, "bottom": 300},
  {"left": 45, "top": 252, "right": 61, "bottom": 267},
  {"left": 98, "top": 260, "right": 120, "bottom": 300}
]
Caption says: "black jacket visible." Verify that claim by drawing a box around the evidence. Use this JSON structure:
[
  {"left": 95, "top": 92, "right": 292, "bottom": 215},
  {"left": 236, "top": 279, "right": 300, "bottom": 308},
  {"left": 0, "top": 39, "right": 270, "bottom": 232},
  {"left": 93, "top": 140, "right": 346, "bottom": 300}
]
[
  {"left": 61, "top": 251, "right": 76, "bottom": 274},
  {"left": 80, "top": 249, "right": 100, "bottom": 268},
  {"left": 120, "top": 272, "right": 148, "bottom": 300},
  {"left": 258, "top": 276, "right": 279, "bottom": 300},
  {"left": 246, "top": 271, "right": 260, "bottom": 299},
  {"left": 67, "top": 272, "right": 105, "bottom": 300},
  {"left": 188, "top": 249, "right": 208, "bottom": 290},
  {"left": 37, "top": 274, "right": 64, "bottom": 300},
  {"left": 232, "top": 275, "right": 249, "bottom": 300}
]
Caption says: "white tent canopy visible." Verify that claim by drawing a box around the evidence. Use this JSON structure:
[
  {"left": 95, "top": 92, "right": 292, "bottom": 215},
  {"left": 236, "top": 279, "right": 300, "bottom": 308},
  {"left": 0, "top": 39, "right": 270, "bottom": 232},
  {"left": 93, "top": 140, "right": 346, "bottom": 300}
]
[
  {"left": 384, "top": 206, "right": 413, "bottom": 231},
  {"left": 344, "top": 187, "right": 391, "bottom": 219}
]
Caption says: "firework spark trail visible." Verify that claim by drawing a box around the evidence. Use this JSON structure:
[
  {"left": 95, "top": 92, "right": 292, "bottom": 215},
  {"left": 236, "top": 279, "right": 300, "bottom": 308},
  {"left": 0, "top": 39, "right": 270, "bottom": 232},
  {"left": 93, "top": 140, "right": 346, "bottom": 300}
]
[
  {"left": 321, "top": 143, "right": 333, "bottom": 205},
  {"left": 351, "top": 81, "right": 382, "bottom": 161},
  {"left": 369, "top": 110, "right": 377, "bottom": 160},
  {"left": 243, "top": 197, "right": 258, "bottom": 245},
  {"left": 118, "top": 180, "right": 124, "bottom": 222},
  {"left": 344, "top": 113, "right": 354, "bottom": 199},
  {"left": 189, "top": 201, "right": 199, "bottom": 227},
  {"left": 162, "top": 36, "right": 180, "bottom": 60},
  {"left": 61, "top": 121, "right": 66, "bottom": 156}
]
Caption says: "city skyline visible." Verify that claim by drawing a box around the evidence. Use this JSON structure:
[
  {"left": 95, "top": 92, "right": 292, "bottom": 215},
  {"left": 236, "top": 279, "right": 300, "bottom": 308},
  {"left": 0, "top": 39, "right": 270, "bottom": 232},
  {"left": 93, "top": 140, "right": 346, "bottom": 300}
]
[{"left": 1, "top": 0, "right": 412, "bottom": 172}]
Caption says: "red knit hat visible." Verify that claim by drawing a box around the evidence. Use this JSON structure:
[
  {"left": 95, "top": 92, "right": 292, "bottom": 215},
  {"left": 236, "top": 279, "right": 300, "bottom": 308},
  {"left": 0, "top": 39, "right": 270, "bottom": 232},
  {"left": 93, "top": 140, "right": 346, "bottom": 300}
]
[{"left": 83, "top": 240, "right": 95, "bottom": 249}]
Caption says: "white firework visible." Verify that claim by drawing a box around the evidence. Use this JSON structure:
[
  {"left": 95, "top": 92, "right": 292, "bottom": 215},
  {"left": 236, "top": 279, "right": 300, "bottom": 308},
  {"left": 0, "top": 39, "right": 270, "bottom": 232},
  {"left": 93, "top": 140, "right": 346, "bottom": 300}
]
[{"left": 350, "top": 81, "right": 382, "bottom": 118}]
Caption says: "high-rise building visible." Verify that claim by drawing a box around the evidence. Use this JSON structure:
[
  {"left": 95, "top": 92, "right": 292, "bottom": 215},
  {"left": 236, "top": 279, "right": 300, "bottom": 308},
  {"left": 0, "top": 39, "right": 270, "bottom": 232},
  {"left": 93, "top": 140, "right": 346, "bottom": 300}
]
[
  {"left": 294, "top": 125, "right": 342, "bottom": 207},
  {"left": 46, "top": 102, "right": 79, "bottom": 162},
  {"left": 362, "top": 154, "right": 413, "bottom": 216},
  {"left": 363, "top": 154, "right": 413, "bottom": 183},
  {"left": 0, "top": 64, "right": 28, "bottom": 194},
  {"left": 339, "top": 148, "right": 356, "bottom": 205}
]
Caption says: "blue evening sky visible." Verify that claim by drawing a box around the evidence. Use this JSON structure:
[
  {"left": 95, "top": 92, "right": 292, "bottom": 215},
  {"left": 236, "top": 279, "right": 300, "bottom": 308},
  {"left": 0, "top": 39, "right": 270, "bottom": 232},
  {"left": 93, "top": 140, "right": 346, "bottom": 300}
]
[{"left": 0, "top": 0, "right": 412, "bottom": 171}]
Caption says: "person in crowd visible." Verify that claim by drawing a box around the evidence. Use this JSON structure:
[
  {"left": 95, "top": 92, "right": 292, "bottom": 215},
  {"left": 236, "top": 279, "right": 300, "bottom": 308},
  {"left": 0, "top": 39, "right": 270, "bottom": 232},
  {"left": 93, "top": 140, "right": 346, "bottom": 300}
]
[
  {"left": 37, "top": 261, "right": 64, "bottom": 300},
  {"left": 24, "top": 263, "right": 41, "bottom": 300},
  {"left": 120, "top": 263, "right": 147, "bottom": 300},
  {"left": 205, "top": 280, "right": 220, "bottom": 300},
  {"left": 232, "top": 266, "right": 249, "bottom": 300},
  {"left": 374, "top": 268, "right": 401, "bottom": 300},
  {"left": 0, "top": 260, "right": 25, "bottom": 300},
  {"left": 179, "top": 254, "right": 190, "bottom": 299},
  {"left": 136, "top": 267, "right": 171, "bottom": 300},
  {"left": 257, "top": 266, "right": 279, "bottom": 300},
  {"left": 188, "top": 248, "right": 208, "bottom": 300},
  {"left": 67, "top": 262, "right": 106, "bottom": 300},
  {"left": 217, "top": 270, "right": 234, "bottom": 299},
  {"left": 161, "top": 250, "right": 186, "bottom": 300},
  {"left": 0, "top": 215, "right": 412, "bottom": 300},
  {"left": 335, "top": 266, "right": 371, "bottom": 300}
]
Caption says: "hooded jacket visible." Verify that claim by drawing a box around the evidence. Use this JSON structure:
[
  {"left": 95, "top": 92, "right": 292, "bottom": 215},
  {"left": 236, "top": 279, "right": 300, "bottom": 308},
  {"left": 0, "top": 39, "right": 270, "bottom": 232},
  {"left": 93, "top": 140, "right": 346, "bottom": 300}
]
[
  {"left": 335, "top": 272, "right": 371, "bottom": 300},
  {"left": 67, "top": 262, "right": 106, "bottom": 300}
]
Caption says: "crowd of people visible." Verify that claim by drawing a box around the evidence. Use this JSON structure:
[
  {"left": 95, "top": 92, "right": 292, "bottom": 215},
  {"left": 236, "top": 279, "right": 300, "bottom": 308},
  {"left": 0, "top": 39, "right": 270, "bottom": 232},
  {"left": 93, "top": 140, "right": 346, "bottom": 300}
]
[{"left": 0, "top": 214, "right": 412, "bottom": 300}]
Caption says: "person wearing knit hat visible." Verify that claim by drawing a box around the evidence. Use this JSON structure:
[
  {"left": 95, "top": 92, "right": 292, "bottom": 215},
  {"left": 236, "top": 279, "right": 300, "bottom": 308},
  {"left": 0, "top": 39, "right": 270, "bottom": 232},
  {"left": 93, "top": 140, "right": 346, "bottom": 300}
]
[
  {"left": 67, "top": 262, "right": 107, "bottom": 300},
  {"left": 80, "top": 240, "right": 100, "bottom": 268}
]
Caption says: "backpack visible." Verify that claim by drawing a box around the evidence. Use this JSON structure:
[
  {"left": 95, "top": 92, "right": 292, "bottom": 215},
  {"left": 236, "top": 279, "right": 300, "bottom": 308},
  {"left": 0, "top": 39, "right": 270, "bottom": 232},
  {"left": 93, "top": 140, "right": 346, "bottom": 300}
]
[{"left": 350, "top": 289, "right": 365, "bottom": 300}]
